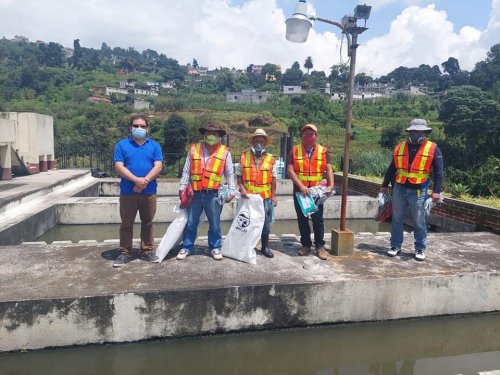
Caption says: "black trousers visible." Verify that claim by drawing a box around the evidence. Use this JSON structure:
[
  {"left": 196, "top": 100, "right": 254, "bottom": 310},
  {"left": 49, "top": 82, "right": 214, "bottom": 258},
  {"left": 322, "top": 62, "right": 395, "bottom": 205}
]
[{"left": 293, "top": 194, "right": 325, "bottom": 249}]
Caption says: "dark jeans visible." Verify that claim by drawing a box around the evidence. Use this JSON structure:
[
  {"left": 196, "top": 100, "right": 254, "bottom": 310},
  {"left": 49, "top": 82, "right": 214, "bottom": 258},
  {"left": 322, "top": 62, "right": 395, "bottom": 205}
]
[
  {"left": 119, "top": 194, "right": 157, "bottom": 255},
  {"left": 293, "top": 194, "right": 325, "bottom": 249}
]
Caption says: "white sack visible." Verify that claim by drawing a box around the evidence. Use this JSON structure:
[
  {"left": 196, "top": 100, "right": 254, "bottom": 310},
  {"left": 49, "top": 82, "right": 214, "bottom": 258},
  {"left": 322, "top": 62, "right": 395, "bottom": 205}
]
[
  {"left": 156, "top": 207, "right": 187, "bottom": 262},
  {"left": 221, "top": 194, "right": 264, "bottom": 265}
]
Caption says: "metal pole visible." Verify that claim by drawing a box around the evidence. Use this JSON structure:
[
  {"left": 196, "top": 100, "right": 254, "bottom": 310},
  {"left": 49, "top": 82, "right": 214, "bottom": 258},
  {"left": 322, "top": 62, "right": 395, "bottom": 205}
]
[{"left": 340, "top": 32, "right": 358, "bottom": 231}]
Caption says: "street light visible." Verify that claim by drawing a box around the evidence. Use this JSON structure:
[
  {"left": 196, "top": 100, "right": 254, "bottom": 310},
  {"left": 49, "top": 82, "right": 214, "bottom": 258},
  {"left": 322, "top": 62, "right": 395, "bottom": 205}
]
[{"left": 286, "top": 1, "right": 371, "bottom": 255}]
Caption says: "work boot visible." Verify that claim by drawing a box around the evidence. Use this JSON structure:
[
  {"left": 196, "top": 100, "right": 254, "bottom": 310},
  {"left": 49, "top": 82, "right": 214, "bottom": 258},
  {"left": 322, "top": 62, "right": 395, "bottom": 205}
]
[{"left": 260, "top": 234, "right": 274, "bottom": 258}]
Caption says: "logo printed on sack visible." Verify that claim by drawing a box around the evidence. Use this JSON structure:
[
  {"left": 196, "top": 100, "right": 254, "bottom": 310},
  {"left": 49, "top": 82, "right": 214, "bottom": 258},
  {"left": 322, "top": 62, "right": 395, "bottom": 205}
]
[{"left": 235, "top": 210, "right": 250, "bottom": 233}]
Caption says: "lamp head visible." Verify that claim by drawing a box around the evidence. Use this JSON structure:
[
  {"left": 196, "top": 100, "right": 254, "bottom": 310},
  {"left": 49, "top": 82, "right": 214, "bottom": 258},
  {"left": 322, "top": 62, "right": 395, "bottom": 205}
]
[
  {"left": 285, "top": 0, "right": 312, "bottom": 43},
  {"left": 354, "top": 4, "right": 371, "bottom": 20}
]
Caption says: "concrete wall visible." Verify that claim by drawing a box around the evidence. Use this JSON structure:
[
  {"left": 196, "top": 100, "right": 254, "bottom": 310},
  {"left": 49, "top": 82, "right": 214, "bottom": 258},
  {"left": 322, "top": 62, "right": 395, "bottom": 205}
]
[
  {"left": 0, "top": 118, "right": 16, "bottom": 180},
  {"left": 56, "top": 195, "right": 378, "bottom": 224},
  {"left": 0, "top": 112, "right": 55, "bottom": 176},
  {"left": 1, "top": 272, "right": 499, "bottom": 352}
]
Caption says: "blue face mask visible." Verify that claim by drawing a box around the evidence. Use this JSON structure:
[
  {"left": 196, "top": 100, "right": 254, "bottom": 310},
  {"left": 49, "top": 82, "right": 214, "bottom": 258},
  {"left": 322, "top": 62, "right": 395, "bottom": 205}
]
[{"left": 132, "top": 127, "right": 147, "bottom": 140}]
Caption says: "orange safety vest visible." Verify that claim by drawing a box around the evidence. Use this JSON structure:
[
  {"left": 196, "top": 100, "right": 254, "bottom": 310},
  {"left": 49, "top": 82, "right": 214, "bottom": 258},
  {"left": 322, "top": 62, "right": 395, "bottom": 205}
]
[
  {"left": 190, "top": 143, "right": 229, "bottom": 190},
  {"left": 394, "top": 140, "right": 437, "bottom": 184},
  {"left": 292, "top": 144, "right": 328, "bottom": 187},
  {"left": 240, "top": 151, "right": 275, "bottom": 199}
]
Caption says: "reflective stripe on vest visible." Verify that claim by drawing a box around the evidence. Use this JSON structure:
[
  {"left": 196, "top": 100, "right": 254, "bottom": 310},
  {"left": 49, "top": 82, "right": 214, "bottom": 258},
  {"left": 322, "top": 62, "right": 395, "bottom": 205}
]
[
  {"left": 293, "top": 144, "right": 328, "bottom": 187},
  {"left": 394, "top": 140, "right": 436, "bottom": 184},
  {"left": 240, "top": 151, "right": 274, "bottom": 199},
  {"left": 190, "top": 143, "right": 229, "bottom": 190}
]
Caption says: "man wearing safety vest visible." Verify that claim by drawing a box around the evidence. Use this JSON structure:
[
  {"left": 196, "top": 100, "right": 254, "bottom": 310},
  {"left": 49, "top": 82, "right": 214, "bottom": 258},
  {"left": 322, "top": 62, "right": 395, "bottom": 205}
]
[
  {"left": 287, "top": 124, "right": 335, "bottom": 260},
  {"left": 177, "top": 121, "right": 235, "bottom": 261},
  {"left": 379, "top": 119, "right": 444, "bottom": 261},
  {"left": 237, "top": 128, "right": 278, "bottom": 258}
]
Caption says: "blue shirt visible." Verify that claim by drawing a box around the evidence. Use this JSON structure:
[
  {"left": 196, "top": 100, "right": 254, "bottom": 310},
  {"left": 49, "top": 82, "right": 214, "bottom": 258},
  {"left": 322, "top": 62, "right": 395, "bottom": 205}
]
[{"left": 113, "top": 137, "right": 163, "bottom": 195}]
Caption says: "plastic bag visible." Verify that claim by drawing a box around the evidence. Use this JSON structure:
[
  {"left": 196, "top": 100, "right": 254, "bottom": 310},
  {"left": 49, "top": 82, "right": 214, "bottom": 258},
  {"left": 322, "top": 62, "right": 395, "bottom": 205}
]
[
  {"left": 156, "top": 206, "right": 188, "bottom": 262},
  {"left": 295, "top": 192, "right": 318, "bottom": 217},
  {"left": 309, "top": 184, "right": 330, "bottom": 206},
  {"left": 424, "top": 194, "right": 443, "bottom": 216},
  {"left": 180, "top": 185, "right": 194, "bottom": 209},
  {"left": 218, "top": 183, "right": 233, "bottom": 205},
  {"left": 221, "top": 194, "right": 264, "bottom": 264},
  {"left": 375, "top": 192, "right": 392, "bottom": 223}
]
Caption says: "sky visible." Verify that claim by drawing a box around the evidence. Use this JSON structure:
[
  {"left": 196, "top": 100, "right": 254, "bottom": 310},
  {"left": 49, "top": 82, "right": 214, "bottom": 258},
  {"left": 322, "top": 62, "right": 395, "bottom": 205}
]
[{"left": 0, "top": 0, "right": 498, "bottom": 78}]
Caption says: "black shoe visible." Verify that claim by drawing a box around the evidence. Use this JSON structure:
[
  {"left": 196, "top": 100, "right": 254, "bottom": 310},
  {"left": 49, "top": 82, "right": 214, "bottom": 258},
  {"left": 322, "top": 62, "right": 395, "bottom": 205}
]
[
  {"left": 261, "top": 234, "right": 274, "bottom": 258},
  {"left": 113, "top": 253, "right": 131, "bottom": 267},
  {"left": 140, "top": 251, "right": 160, "bottom": 263}
]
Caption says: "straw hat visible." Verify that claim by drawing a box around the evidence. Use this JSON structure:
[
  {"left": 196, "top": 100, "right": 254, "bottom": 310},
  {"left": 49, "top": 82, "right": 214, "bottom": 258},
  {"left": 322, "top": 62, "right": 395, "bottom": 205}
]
[{"left": 248, "top": 128, "right": 272, "bottom": 145}]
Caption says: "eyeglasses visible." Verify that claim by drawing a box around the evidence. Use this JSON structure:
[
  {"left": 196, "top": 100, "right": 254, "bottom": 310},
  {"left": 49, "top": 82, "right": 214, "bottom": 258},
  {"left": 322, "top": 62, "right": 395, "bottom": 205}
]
[{"left": 132, "top": 124, "right": 148, "bottom": 129}]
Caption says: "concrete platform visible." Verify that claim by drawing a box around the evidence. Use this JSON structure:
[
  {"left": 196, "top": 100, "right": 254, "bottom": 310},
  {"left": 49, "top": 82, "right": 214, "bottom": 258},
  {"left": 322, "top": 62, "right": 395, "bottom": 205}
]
[{"left": 1, "top": 231, "right": 499, "bottom": 352}]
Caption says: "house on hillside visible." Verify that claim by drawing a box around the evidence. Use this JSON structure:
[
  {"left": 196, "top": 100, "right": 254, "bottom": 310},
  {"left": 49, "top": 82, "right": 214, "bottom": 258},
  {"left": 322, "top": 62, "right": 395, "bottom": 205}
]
[
  {"left": 283, "top": 86, "right": 305, "bottom": 95},
  {"left": 226, "top": 89, "right": 270, "bottom": 104}
]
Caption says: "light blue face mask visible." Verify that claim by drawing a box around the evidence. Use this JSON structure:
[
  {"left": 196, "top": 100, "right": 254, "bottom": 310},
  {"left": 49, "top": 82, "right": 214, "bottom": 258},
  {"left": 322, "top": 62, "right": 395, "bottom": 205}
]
[{"left": 132, "top": 127, "right": 147, "bottom": 140}]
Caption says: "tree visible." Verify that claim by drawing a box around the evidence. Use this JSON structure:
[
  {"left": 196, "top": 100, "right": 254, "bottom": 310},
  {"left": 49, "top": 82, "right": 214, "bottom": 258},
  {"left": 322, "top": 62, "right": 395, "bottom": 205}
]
[
  {"left": 441, "top": 57, "right": 460, "bottom": 76},
  {"left": 304, "top": 56, "right": 313, "bottom": 74},
  {"left": 470, "top": 44, "right": 500, "bottom": 91},
  {"left": 439, "top": 85, "right": 500, "bottom": 170},
  {"left": 192, "top": 58, "right": 199, "bottom": 69},
  {"left": 163, "top": 114, "right": 188, "bottom": 164},
  {"left": 282, "top": 61, "right": 304, "bottom": 86}
]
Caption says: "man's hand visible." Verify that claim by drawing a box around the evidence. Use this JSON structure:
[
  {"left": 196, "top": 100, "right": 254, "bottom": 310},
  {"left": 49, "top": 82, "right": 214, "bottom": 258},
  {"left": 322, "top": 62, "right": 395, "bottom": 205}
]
[
  {"left": 271, "top": 196, "right": 278, "bottom": 206},
  {"left": 326, "top": 185, "right": 335, "bottom": 196},
  {"left": 431, "top": 192, "right": 441, "bottom": 202},
  {"left": 133, "top": 185, "right": 143, "bottom": 193},
  {"left": 379, "top": 187, "right": 388, "bottom": 194},
  {"left": 225, "top": 194, "right": 235, "bottom": 203},
  {"left": 299, "top": 185, "right": 310, "bottom": 197},
  {"left": 239, "top": 187, "right": 249, "bottom": 199},
  {"left": 135, "top": 177, "right": 150, "bottom": 190}
]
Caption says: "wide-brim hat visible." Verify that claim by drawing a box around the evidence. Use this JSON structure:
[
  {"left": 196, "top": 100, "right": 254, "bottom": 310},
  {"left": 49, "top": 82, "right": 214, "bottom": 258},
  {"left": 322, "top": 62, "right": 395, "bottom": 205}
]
[
  {"left": 406, "top": 119, "right": 432, "bottom": 132},
  {"left": 248, "top": 128, "right": 272, "bottom": 145},
  {"left": 301, "top": 123, "right": 318, "bottom": 134},
  {"left": 198, "top": 121, "right": 226, "bottom": 137}
]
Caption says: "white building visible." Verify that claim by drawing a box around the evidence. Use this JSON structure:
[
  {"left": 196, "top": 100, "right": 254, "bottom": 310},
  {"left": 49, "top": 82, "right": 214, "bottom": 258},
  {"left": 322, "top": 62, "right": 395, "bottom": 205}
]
[{"left": 0, "top": 112, "right": 55, "bottom": 179}]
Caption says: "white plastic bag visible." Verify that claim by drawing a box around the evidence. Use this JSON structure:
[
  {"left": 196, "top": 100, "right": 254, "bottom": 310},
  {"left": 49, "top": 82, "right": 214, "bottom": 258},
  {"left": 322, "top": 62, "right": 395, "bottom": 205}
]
[
  {"left": 156, "top": 206, "right": 188, "bottom": 262},
  {"left": 221, "top": 194, "right": 264, "bottom": 264}
]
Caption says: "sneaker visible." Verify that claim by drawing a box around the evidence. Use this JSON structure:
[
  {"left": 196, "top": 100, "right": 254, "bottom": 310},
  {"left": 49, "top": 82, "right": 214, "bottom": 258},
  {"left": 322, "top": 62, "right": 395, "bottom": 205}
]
[
  {"left": 298, "top": 247, "right": 311, "bottom": 256},
  {"left": 415, "top": 249, "right": 426, "bottom": 261},
  {"left": 113, "top": 253, "right": 131, "bottom": 267},
  {"left": 140, "top": 251, "right": 160, "bottom": 263},
  {"left": 316, "top": 248, "right": 328, "bottom": 260},
  {"left": 211, "top": 248, "right": 223, "bottom": 261},
  {"left": 387, "top": 247, "right": 401, "bottom": 257},
  {"left": 176, "top": 248, "right": 190, "bottom": 260}
]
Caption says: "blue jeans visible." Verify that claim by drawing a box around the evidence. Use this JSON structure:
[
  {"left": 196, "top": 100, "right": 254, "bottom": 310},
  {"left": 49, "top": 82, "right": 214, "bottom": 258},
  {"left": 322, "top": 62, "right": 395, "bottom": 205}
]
[
  {"left": 262, "top": 198, "right": 273, "bottom": 236},
  {"left": 182, "top": 191, "right": 222, "bottom": 253},
  {"left": 391, "top": 183, "right": 427, "bottom": 251},
  {"left": 293, "top": 194, "right": 325, "bottom": 249}
]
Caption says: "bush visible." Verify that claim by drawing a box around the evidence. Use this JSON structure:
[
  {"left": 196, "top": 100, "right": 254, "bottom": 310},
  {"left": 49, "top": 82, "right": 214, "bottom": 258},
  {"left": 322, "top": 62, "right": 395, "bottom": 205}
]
[
  {"left": 469, "top": 156, "right": 500, "bottom": 197},
  {"left": 353, "top": 150, "right": 392, "bottom": 177}
]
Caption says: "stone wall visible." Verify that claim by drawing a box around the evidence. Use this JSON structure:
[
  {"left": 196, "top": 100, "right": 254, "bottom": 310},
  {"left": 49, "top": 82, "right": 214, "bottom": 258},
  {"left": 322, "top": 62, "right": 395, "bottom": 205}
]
[{"left": 334, "top": 173, "right": 500, "bottom": 233}]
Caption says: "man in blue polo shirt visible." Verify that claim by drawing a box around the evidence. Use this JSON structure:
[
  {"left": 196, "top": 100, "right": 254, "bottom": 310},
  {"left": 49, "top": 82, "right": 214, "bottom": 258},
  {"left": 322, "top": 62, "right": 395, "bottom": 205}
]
[{"left": 112, "top": 115, "right": 163, "bottom": 267}]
